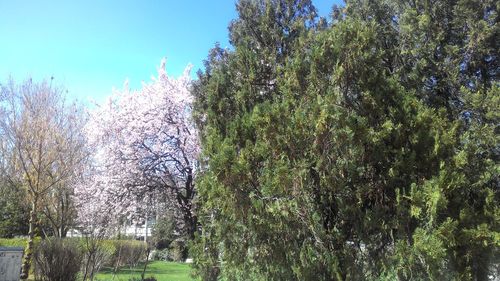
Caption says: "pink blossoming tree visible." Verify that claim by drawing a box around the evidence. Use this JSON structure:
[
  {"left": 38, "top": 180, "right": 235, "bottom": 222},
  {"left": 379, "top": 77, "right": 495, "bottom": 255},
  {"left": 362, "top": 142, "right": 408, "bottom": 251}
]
[{"left": 80, "top": 59, "right": 200, "bottom": 240}]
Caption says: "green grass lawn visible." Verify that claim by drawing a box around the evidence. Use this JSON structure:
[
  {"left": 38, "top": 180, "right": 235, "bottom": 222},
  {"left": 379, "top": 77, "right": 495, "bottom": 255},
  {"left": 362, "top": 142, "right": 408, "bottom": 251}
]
[{"left": 94, "top": 261, "right": 195, "bottom": 281}]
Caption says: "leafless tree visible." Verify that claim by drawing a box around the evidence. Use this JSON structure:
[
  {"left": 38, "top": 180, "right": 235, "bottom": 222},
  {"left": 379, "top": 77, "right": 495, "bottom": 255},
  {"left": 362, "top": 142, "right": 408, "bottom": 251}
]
[{"left": 0, "top": 78, "right": 87, "bottom": 279}]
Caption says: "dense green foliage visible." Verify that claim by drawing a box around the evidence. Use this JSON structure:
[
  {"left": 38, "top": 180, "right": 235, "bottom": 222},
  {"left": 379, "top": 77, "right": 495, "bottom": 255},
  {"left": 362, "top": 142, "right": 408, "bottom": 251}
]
[
  {"left": 0, "top": 183, "right": 30, "bottom": 238},
  {"left": 191, "top": 0, "right": 499, "bottom": 280},
  {"left": 152, "top": 213, "right": 178, "bottom": 250}
]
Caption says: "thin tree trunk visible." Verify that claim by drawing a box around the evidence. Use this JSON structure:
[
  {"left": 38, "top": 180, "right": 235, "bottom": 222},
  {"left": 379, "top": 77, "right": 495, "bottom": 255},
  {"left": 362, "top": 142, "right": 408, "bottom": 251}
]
[
  {"left": 141, "top": 247, "right": 151, "bottom": 281},
  {"left": 20, "top": 198, "right": 37, "bottom": 279},
  {"left": 144, "top": 210, "right": 148, "bottom": 244},
  {"left": 112, "top": 243, "right": 123, "bottom": 279}
]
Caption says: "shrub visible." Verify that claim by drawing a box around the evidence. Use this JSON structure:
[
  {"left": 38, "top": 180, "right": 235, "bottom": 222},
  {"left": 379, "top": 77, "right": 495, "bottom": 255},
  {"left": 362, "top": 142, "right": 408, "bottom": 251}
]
[
  {"left": 169, "top": 238, "right": 187, "bottom": 262},
  {"left": 150, "top": 248, "right": 171, "bottom": 261},
  {"left": 33, "top": 238, "right": 82, "bottom": 281},
  {"left": 108, "top": 240, "right": 147, "bottom": 269},
  {"left": 80, "top": 237, "right": 116, "bottom": 281},
  {"left": 0, "top": 184, "right": 30, "bottom": 238},
  {"left": 0, "top": 237, "right": 43, "bottom": 250},
  {"left": 0, "top": 237, "right": 27, "bottom": 247},
  {"left": 151, "top": 214, "right": 177, "bottom": 250}
]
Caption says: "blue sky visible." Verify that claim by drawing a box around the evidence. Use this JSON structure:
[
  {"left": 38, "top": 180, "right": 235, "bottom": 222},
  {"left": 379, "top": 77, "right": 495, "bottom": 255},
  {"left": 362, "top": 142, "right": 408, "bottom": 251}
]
[{"left": 0, "top": 0, "right": 338, "bottom": 104}]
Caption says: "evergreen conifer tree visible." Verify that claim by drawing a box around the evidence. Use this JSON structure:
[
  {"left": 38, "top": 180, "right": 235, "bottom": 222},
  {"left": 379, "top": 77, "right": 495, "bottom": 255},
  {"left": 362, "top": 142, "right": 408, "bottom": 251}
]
[{"left": 192, "top": 1, "right": 498, "bottom": 280}]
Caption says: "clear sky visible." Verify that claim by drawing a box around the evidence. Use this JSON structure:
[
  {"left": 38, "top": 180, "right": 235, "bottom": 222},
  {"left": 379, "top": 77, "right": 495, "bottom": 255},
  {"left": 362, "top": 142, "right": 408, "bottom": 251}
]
[{"left": 0, "top": 0, "right": 338, "bottom": 105}]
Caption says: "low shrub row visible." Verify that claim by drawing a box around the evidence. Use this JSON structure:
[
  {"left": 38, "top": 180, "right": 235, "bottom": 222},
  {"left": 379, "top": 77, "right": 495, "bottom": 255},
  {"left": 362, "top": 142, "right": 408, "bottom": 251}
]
[
  {"left": 80, "top": 238, "right": 148, "bottom": 280},
  {"left": 0, "top": 237, "right": 148, "bottom": 281},
  {"left": 0, "top": 237, "right": 30, "bottom": 247}
]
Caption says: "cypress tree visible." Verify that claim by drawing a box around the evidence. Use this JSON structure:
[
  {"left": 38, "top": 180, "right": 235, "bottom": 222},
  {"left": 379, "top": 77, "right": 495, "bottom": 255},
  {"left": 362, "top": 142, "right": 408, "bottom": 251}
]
[{"left": 192, "top": 1, "right": 498, "bottom": 280}]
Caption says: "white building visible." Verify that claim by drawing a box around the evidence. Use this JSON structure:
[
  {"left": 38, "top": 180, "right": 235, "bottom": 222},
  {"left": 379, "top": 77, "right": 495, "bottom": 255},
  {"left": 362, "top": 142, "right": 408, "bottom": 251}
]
[{"left": 67, "top": 218, "right": 155, "bottom": 241}]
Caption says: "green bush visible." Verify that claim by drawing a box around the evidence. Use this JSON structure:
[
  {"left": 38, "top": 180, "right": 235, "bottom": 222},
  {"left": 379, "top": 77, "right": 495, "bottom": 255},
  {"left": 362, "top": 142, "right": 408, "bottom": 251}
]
[
  {"left": 0, "top": 237, "right": 41, "bottom": 255},
  {"left": 0, "top": 237, "right": 26, "bottom": 247},
  {"left": 150, "top": 248, "right": 170, "bottom": 261},
  {"left": 169, "top": 238, "right": 187, "bottom": 262},
  {"left": 151, "top": 214, "right": 177, "bottom": 250},
  {"left": 108, "top": 239, "right": 147, "bottom": 268},
  {"left": 0, "top": 184, "right": 30, "bottom": 238},
  {"left": 33, "top": 238, "right": 82, "bottom": 281}
]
